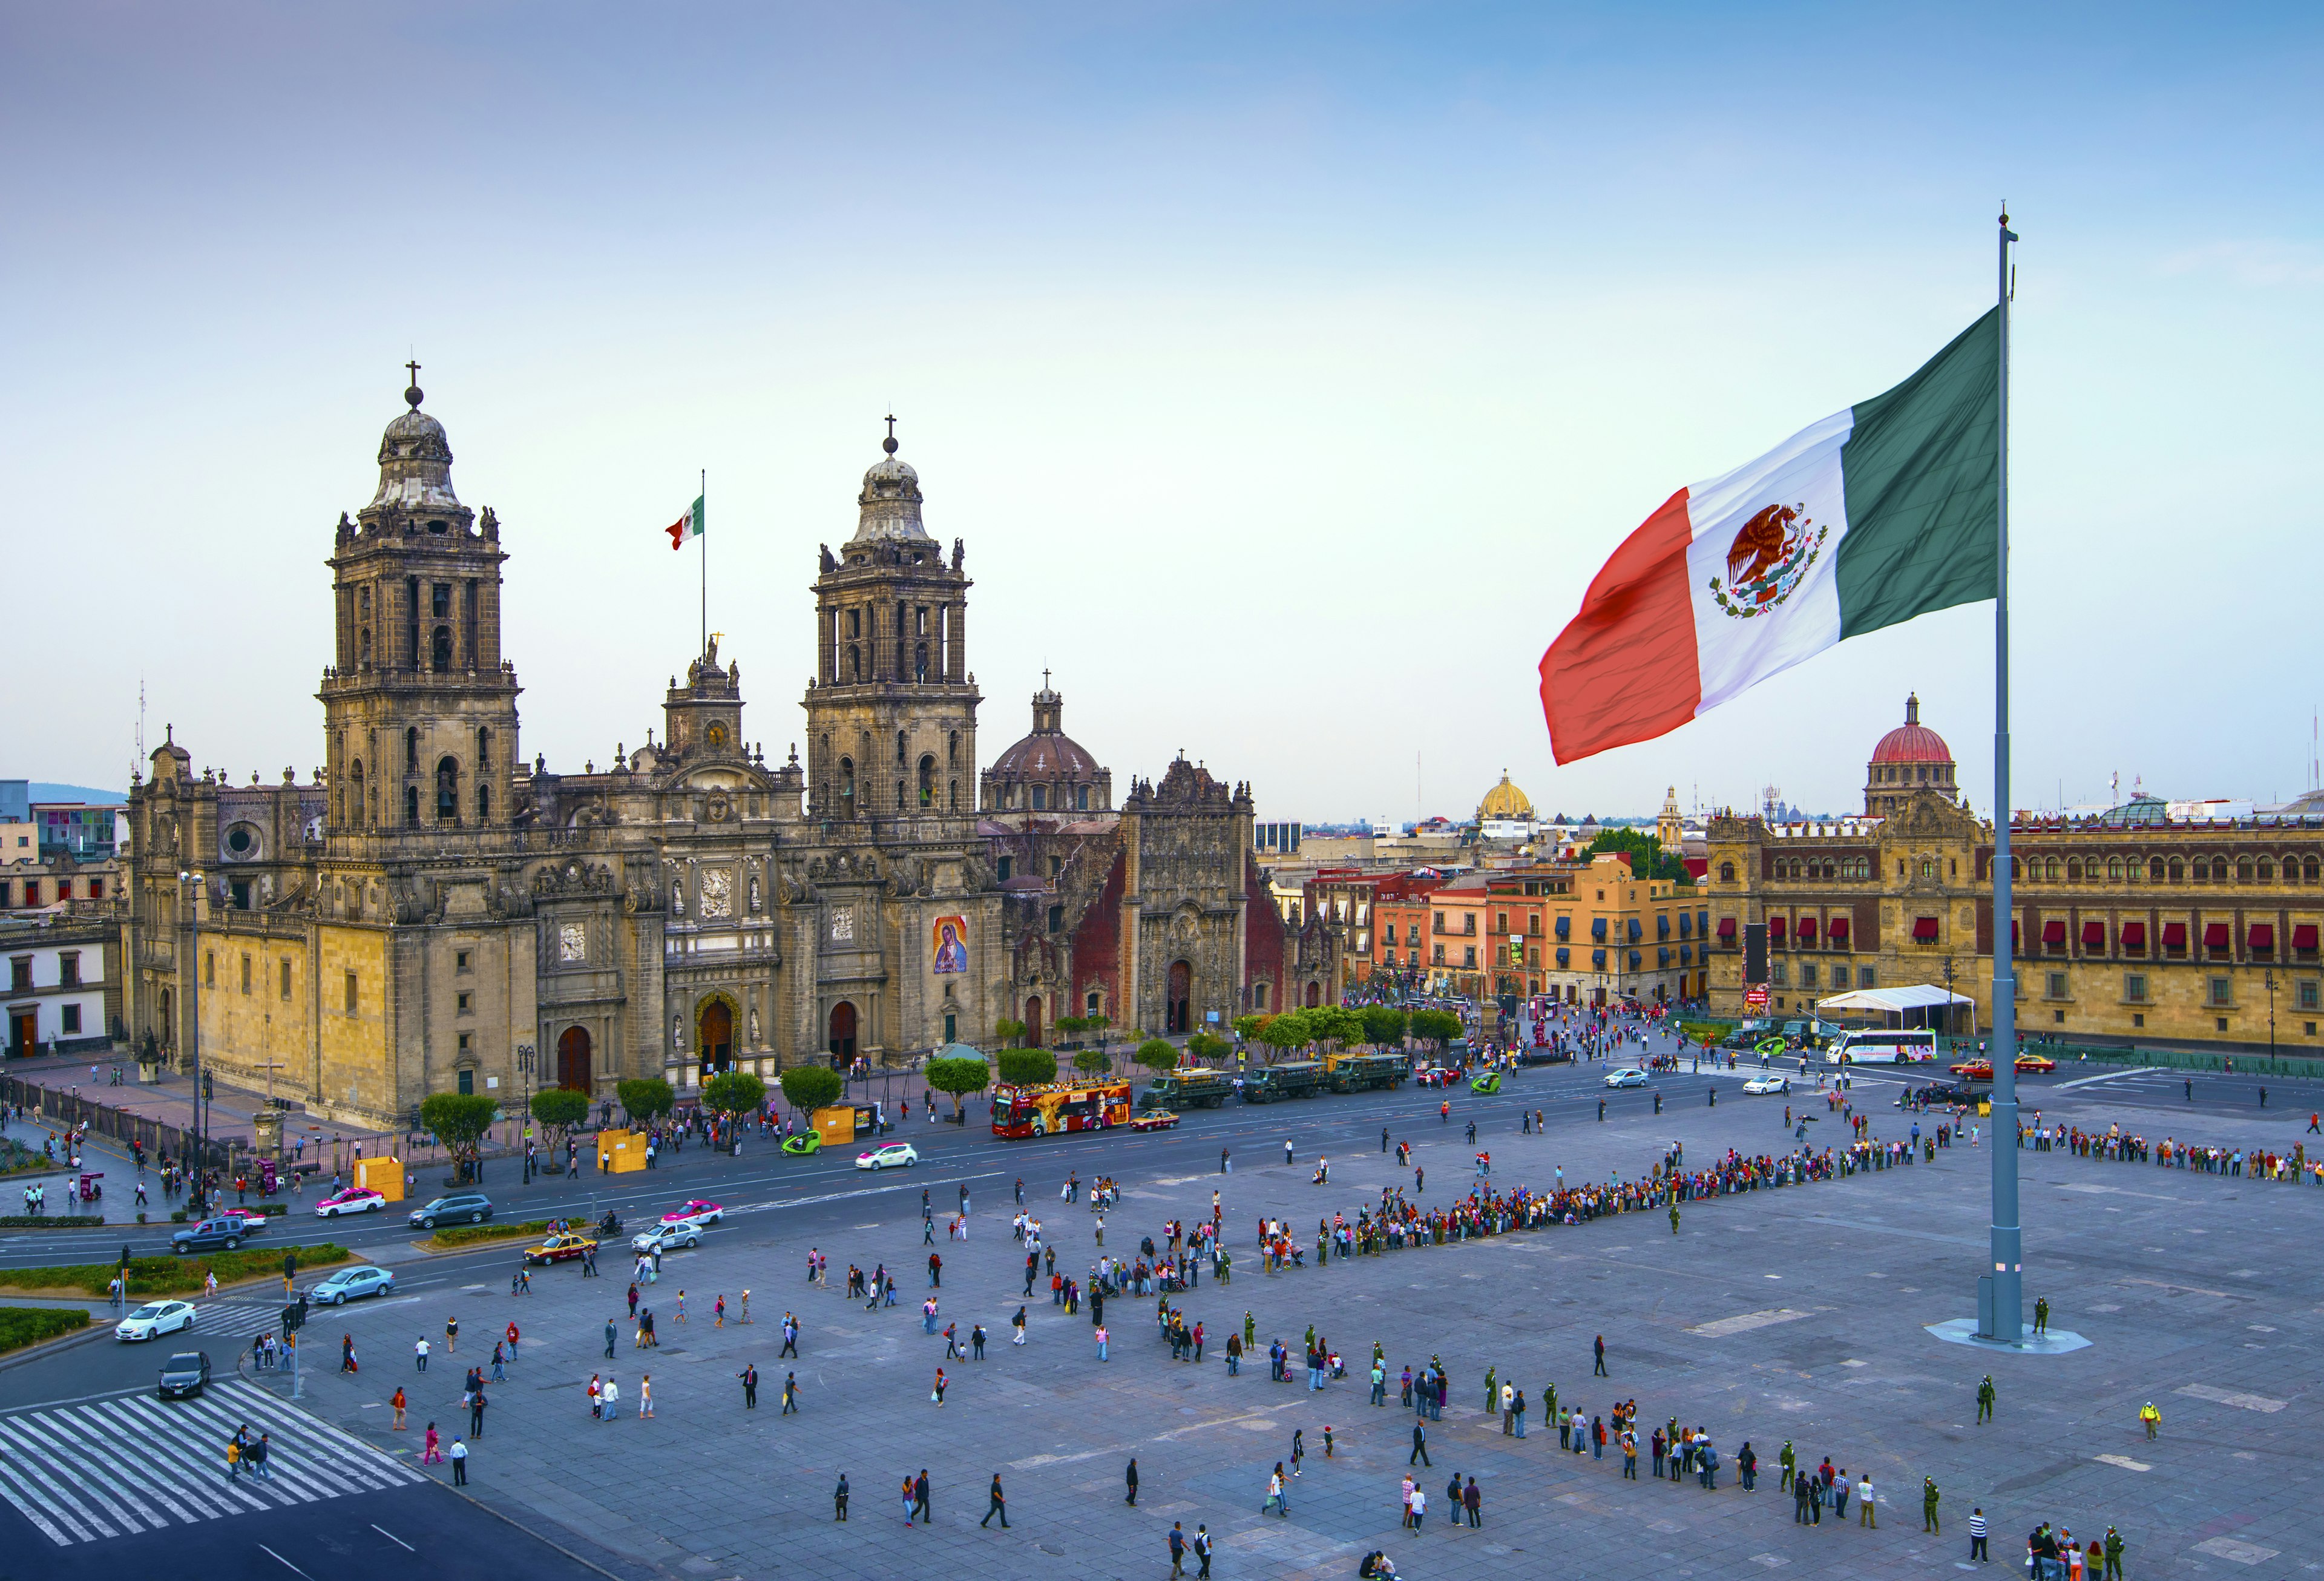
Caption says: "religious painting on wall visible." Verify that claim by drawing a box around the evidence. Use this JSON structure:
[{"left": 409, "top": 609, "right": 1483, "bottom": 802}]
[{"left": 932, "top": 915, "right": 969, "bottom": 975}]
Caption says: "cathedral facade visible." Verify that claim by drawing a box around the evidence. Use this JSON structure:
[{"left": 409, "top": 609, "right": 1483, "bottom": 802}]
[{"left": 120, "top": 381, "right": 1336, "bottom": 1128}]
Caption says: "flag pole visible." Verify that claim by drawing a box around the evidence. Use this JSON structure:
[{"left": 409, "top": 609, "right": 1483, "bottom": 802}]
[
  {"left": 1984, "top": 204, "right": 2023, "bottom": 1343},
  {"left": 700, "top": 467, "right": 707, "bottom": 660}
]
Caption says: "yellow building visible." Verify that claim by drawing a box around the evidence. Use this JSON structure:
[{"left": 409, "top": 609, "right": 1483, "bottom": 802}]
[
  {"left": 1704, "top": 703, "right": 2324, "bottom": 1050},
  {"left": 1545, "top": 853, "right": 1705, "bottom": 1007}
]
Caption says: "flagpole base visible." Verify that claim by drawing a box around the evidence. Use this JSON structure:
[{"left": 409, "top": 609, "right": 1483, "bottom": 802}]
[{"left": 1926, "top": 1318, "right": 2089, "bottom": 1355}]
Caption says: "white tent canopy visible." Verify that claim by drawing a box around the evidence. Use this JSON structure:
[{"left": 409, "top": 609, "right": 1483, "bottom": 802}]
[{"left": 1816, "top": 983, "right": 1977, "bottom": 1031}]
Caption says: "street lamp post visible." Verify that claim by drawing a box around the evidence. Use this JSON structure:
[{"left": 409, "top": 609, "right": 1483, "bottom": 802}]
[
  {"left": 178, "top": 869, "right": 209, "bottom": 1218},
  {"left": 517, "top": 1042, "right": 536, "bottom": 1182},
  {"left": 2263, "top": 970, "right": 2277, "bottom": 1062}
]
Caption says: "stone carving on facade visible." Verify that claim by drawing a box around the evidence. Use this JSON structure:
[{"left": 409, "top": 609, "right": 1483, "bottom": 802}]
[
  {"left": 533, "top": 861, "right": 613, "bottom": 897},
  {"left": 700, "top": 866, "right": 733, "bottom": 918}
]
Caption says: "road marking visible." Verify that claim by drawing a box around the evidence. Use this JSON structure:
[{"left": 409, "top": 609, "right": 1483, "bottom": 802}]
[
  {"left": 2176, "top": 1383, "right": 2286, "bottom": 1413},
  {"left": 1686, "top": 1308, "right": 1811, "bottom": 1338},
  {"left": 2050, "top": 1067, "right": 2161, "bottom": 1091},
  {"left": 2193, "top": 1536, "right": 2282, "bottom": 1565},
  {"left": 259, "top": 1543, "right": 314, "bottom": 1576},
  {"left": 372, "top": 1524, "right": 416, "bottom": 1551}
]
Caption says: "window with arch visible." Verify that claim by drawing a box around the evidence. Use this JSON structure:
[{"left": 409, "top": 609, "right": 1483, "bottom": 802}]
[
  {"left": 406, "top": 727, "right": 419, "bottom": 771},
  {"left": 2168, "top": 857, "right": 2183, "bottom": 882},
  {"left": 896, "top": 731, "right": 907, "bottom": 765},
  {"left": 436, "top": 757, "right": 460, "bottom": 823},
  {"left": 405, "top": 784, "right": 420, "bottom": 827},
  {"left": 947, "top": 731, "right": 958, "bottom": 766},
  {"left": 1031, "top": 784, "right": 1047, "bottom": 811},
  {"left": 432, "top": 625, "right": 452, "bottom": 672},
  {"left": 1076, "top": 785, "right": 1089, "bottom": 810},
  {"left": 838, "top": 756, "right": 855, "bottom": 810},
  {"left": 2044, "top": 857, "right": 2060, "bottom": 881},
  {"left": 2150, "top": 857, "right": 2167, "bottom": 881},
  {"left": 2066, "top": 858, "right": 2081, "bottom": 881},
  {"left": 2190, "top": 858, "right": 2208, "bottom": 882},
  {"left": 478, "top": 782, "right": 491, "bottom": 821},
  {"left": 847, "top": 644, "right": 861, "bottom": 682},
  {"left": 2237, "top": 857, "right": 2253, "bottom": 882},
  {"left": 948, "top": 778, "right": 959, "bottom": 810},
  {"left": 914, "top": 642, "right": 929, "bottom": 682},
  {"left": 1086, "top": 991, "right": 1101, "bottom": 1016},
  {"left": 2107, "top": 857, "right": 2122, "bottom": 881},
  {"left": 1922, "top": 856, "right": 1937, "bottom": 879},
  {"left": 358, "top": 628, "right": 371, "bottom": 667},
  {"left": 2009, "top": 857, "right": 2021, "bottom": 879},
  {"left": 917, "top": 754, "right": 935, "bottom": 807},
  {"left": 894, "top": 779, "right": 904, "bottom": 811},
  {"left": 2306, "top": 857, "right": 2320, "bottom": 882},
  {"left": 845, "top": 608, "right": 860, "bottom": 639},
  {"left": 476, "top": 727, "right": 490, "bottom": 769},
  {"left": 1719, "top": 861, "right": 1735, "bottom": 883}
]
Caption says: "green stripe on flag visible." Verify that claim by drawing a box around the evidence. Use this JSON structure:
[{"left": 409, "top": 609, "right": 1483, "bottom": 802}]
[
  {"left": 1833, "top": 307, "right": 2000, "bottom": 639},
  {"left": 689, "top": 495, "right": 705, "bottom": 536}
]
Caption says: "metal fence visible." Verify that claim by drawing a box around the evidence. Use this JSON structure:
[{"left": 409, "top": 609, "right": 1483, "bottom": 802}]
[{"left": 1, "top": 1074, "right": 235, "bottom": 1169}]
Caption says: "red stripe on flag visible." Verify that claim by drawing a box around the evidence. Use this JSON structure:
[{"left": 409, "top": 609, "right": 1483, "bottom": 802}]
[
  {"left": 1538, "top": 488, "right": 1702, "bottom": 764},
  {"left": 668, "top": 515, "right": 688, "bottom": 550}
]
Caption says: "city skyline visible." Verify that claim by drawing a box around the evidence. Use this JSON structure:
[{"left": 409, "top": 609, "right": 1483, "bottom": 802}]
[{"left": 6, "top": 4, "right": 2318, "bottom": 818}]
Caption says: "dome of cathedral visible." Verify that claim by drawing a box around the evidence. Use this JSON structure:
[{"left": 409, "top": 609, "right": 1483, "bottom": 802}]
[
  {"left": 368, "top": 380, "right": 464, "bottom": 515},
  {"left": 1477, "top": 770, "right": 1534, "bottom": 822},
  {"left": 850, "top": 429, "right": 931, "bottom": 544},
  {"left": 1871, "top": 693, "right": 1950, "bottom": 764}
]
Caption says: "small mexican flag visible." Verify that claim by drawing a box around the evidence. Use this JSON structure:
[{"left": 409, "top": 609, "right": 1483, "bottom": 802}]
[
  {"left": 665, "top": 495, "right": 705, "bottom": 551},
  {"left": 1539, "top": 309, "right": 2000, "bottom": 764}
]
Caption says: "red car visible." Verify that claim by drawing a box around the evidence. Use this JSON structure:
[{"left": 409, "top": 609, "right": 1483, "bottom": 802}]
[{"left": 1948, "top": 1055, "right": 2056, "bottom": 1080}]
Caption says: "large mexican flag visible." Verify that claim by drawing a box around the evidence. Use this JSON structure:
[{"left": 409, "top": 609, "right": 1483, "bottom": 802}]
[{"left": 1539, "top": 309, "right": 2000, "bottom": 764}]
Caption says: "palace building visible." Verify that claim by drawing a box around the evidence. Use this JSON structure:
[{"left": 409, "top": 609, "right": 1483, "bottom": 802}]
[
  {"left": 1704, "top": 698, "right": 2324, "bottom": 1050},
  {"left": 119, "top": 379, "right": 1335, "bottom": 1126}
]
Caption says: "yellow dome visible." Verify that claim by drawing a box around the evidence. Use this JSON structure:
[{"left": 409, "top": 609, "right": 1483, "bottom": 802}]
[{"left": 1477, "top": 769, "right": 1534, "bottom": 822}]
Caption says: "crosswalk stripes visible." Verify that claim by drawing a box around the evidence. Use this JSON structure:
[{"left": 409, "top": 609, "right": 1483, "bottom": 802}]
[{"left": 0, "top": 1377, "right": 426, "bottom": 1546}]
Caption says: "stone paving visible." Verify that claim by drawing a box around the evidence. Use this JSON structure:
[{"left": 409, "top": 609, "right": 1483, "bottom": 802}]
[{"left": 233, "top": 1063, "right": 2324, "bottom": 1579}]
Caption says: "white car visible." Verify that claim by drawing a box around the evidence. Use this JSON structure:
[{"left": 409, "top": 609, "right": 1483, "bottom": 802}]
[
  {"left": 1742, "top": 1074, "right": 1791, "bottom": 1096},
  {"left": 313, "top": 1186, "right": 387, "bottom": 1218},
  {"left": 632, "top": 1221, "right": 703, "bottom": 1255},
  {"left": 1603, "top": 1068, "right": 1650, "bottom": 1089},
  {"left": 855, "top": 1142, "right": 920, "bottom": 1171},
  {"left": 117, "top": 1299, "right": 197, "bottom": 1343},
  {"left": 658, "top": 1200, "right": 724, "bottom": 1228}
]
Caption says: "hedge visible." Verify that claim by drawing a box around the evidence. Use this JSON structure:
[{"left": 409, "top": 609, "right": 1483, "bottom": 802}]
[
  {"left": 427, "top": 1219, "right": 553, "bottom": 1251},
  {"left": 0, "top": 1215, "right": 107, "bottom": 1230},
  {"left": 0, "top": 1308, "right": 90, "bottom": 1354},
  {"left": 0, "top": 1243, "right": 352, "bottom": 1300}
]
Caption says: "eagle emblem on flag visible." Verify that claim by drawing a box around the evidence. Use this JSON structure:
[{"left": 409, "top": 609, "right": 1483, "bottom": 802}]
[{"left": 1707, "top": 502, "right": 1827, "bottom": 618}]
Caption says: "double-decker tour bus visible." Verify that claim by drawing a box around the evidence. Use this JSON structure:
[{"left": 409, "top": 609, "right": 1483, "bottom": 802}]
[{"left": 990, "top": 1079, "right": 1134, "bottom": 1138}]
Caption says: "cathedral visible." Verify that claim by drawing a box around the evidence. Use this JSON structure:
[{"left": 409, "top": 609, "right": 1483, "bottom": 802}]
[{"left": 120, "top": 378, "right": 1337, "bottom": 1127}]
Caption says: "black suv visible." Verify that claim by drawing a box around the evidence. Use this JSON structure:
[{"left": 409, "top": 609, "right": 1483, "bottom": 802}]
[
  {"left": 171, "top": 1215, "right": 255, "bottom": 1253},
  {"left": 408, "top": 1192, "right": 493, "bottom": 1229}
]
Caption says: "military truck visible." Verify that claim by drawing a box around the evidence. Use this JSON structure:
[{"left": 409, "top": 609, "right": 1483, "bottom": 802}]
[
  {"left": 1138, "top": 1067, "right": 1236, "bottom": 1109},
  {"left": 1321, "top": 1051, "right": 1407, "bottom": 1094},
  {"left": 1239, "top": 1060, "right": 1322, "bottom": 1103}
]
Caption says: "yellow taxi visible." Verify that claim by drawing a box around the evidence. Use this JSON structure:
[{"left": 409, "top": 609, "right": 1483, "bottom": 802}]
[{"left": 521, "top": 1231, "right": 599, "bottom": 1266}]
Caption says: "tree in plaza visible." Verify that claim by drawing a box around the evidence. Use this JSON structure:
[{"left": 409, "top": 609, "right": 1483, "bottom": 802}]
[
  {"left": 1305, "top": 1005, "right": 1364, "bottom": 1054},
  {"left": 778, "top": 1063, "right": 844, "bottom": 1115},
  {"left": 1185, "top": 1030, "right": 1230, "bottom": 1065},
  {"left": 701, "top": 1071, "right": 767, "bottom": 1151},
  {"left": 1134, "top": 1038, "right": 1180, "bottom": 1077},
  {"left": 1359, "top": 1005, "right": 1410, "bottom": 1050},
  {"left": 994, "top": 1017, "right": 1026, "bottom": 1050},
  {"left": 419, "top": 1092, "right": 501, "bottom": 1183},
  {"left": 616, "top": 1077, "right": 675, "bottom": 1128},
  {"left": 1230, "top": 1013, "right": 1265, "bottom": 1042},
  {"left": 1054, "top": 1014, "right": 1088, "bottom": 1045},
  {"left": 1583, "top": 826, "right": 1693, "bottom": 887},
  {"left": 996, "top": 1048, "right": 1058, "bottom": 1088},
  {"left": 1253, "top": 1010, "right": 1313, "bottom": 1062},
  {"left": 1072, "top": 1048, "right": 1108, "bottom": 1074},
  {"left": 1408, "top": 1008, "right": 1464, "bottom": 1053},
  {"left": 528, "top": 1088, "right": 588, "bottom": 1146},
  {"left": 924, "top": 1054, "right": 992, "bottom": 1119}
]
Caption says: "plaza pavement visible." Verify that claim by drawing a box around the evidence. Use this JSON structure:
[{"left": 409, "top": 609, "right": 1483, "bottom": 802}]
[{"left": 181, "top": 1058, "right": 2324, "bottom": 1580}]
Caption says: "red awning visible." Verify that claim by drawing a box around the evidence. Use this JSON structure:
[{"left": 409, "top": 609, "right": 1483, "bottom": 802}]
[
  {"left": 1912, "top": 916, "right": 1940, "bottom": 942},
  {"left": 1797, "top": 917, "right": 1818, "bottom": 942},
  {"left": 2081, "top": 921, "right": 2106, "bottom": 948},
  {"left": 2121, "top": 921, "right": 2147, "bottom": 948},
  {"left": 1828, "top": 916, "right": 1850, "bottom": 941},
  {"left": 2162, "top": 922, "right": 2187, "bottom": 947},
  {"left": 2011, "top": 921, "right": 2021, "bottom": 950},
  {"left": 2041, "top": 920, "right": 2067, "bottom": 945},
  {"left": 2204, "top": 922, "right": 2231, "bottom": 948},
  {"left": 2248, "top": 922, "right": 2275, "bottom": 949},
  {"left": 1716, "top": 917, "right": 1736, "bottom": 938},
  {"left": 2296, "top": 924, "right": 2319, "bottom": 950},
  {"left": 1768, "top": 916, "right": 1787, "bottom": 940}
]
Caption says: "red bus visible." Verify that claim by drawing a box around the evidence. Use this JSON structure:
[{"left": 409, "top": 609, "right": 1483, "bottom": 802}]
[{"left": 990, "top": 1079, "right": 1133, "bottom": 1139}]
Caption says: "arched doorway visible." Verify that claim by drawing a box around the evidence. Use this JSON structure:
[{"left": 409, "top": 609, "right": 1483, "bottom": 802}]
[
  {"left": 1166, "top": 961, "right": 1192, "bottom": 1036},
  {"left": 698, "top": 999, "right": 734, "bottom": 1077},
  {"left": 1304, "top": 981, "right": 1321, "bottom": 1008},
  {"left": 556, "top": 1025, "right": 592, "bottom": 1092},
  {"left": 1023, "top": 996, "right": 1043, "bottom": 1048},
  {"left": 827, "top": 1001, "right": 857, "bottom": 1067}
]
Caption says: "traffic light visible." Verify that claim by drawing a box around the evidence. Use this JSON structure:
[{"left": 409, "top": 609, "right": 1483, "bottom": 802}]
[{"left": 281, "top": 1303, "right": 303, "bottom": 1334}]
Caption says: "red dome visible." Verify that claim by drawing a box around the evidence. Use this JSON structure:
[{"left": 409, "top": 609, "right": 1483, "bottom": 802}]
[{"left": 1870, "top": 694, "right": 1950, "bottom": 764}]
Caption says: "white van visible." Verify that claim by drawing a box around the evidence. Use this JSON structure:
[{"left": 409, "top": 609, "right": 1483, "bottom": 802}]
[{"left": 1823, "top": 1028, "right": 1938, "bottom": 1065}]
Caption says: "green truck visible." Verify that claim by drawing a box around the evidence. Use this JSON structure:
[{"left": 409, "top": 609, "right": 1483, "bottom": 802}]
[
  {"left": 1138, "top": 1068, "right": 1236, "bottom": 1109},
  {"left": 1321, "top": 1051, "right": 1407, "bottom": 1093},
  {"left": 1240, "top": 1060, "right": 1323, "bottom": 1103}
]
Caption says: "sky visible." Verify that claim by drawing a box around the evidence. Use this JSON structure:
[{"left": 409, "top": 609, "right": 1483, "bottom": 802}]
[{"left": 4, "top": 2, "right": 2319, "bottom": 826}]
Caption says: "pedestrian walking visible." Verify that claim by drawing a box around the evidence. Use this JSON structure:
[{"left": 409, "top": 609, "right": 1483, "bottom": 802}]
[
  {"left": 1410, "top": 1421, "right": 1431, "bottom": 1466},
  {"left": 1593, "top": 1334, "right": 1607, "bottom": 1376},
  {"left": 605, "top": 1318, "right": 617, "bottom": 1359},
  {"left": 914, "top": 1470, "right": 931, "bottom": 1523},
  {"left": 1126, "top": 1457, "right": 1140, "bottom": 1504},
  {"left": 783, "top": 1372, "right": 799, "bottom": 1414},
  {"left": 983, "top": 1473, "right": 1010, "bottom": 1528},
  {"left": 833, "top": 1474, "right": 848, "bottom": 1521},
  {"left": 392, "top": 1387, "right": 407, "bottom": 1430},
  {"left": 450, "top": 1436, "right": 468, "bottom": 1485},
  {"left": 415, "top": 1336, "right": 430, "bottom": 1372},
  {"left": 1264, "top": 1463, "right": 1288, "bottom": 1517},
  {"left": 739, "top": 1362, "right": 758, "bottom": 1407},
  {"left": 1969, "top": 1506, "right": 1989, "bottom": 1562}
]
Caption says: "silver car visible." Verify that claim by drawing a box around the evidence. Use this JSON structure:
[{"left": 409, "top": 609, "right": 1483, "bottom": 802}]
[
  {"left": 631, "top": 1221, "right": 702, "bottom": 1255},
  {"left": 307, "top": 1265, "right": 396, "bottom": 1305}
]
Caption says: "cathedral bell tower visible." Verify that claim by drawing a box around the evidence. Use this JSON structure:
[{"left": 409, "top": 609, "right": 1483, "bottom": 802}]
[
  {"left": 802, "top": 422, "right": 979, "bottom": 826},
  {"left": 319, "top": 368, "right": 521, "bottom": 844}
]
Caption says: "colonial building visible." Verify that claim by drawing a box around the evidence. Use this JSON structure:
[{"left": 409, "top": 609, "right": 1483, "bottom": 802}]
[
  {"left": 1705, "top": 700, "right": 2324, "bottom": 1050},
  {"left": 120, "top": 379, "right": 1334, "bottom": 1128}
]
